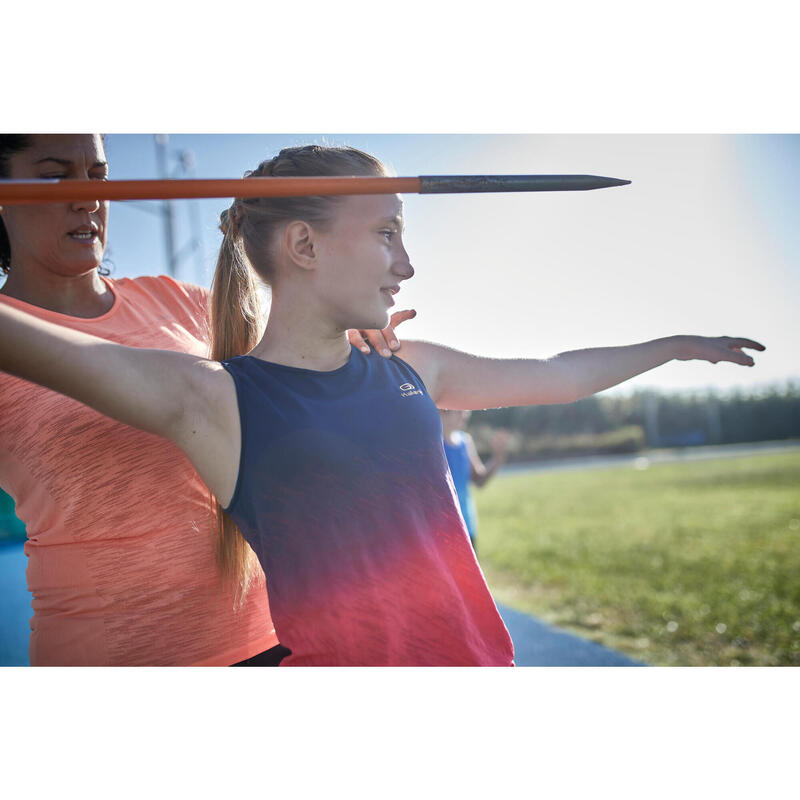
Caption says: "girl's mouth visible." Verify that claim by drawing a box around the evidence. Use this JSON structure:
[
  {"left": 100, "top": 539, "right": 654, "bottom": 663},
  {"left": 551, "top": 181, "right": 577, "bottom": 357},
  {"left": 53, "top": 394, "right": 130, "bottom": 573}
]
[{"left": 380, "top": 286, "right": 399, "bottom": 306}]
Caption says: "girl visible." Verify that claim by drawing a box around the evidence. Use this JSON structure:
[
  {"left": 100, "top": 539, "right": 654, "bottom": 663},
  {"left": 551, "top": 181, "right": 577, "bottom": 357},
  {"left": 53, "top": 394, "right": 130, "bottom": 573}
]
[{"left": 0, "top": 144, "right": 764, "bottom": 666}]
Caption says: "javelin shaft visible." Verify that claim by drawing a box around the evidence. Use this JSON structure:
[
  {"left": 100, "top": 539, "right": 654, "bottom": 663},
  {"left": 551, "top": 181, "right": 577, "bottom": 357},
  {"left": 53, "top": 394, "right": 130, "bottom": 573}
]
[{"left": 0, "top": 174, "right": 630, "bottom": 205}]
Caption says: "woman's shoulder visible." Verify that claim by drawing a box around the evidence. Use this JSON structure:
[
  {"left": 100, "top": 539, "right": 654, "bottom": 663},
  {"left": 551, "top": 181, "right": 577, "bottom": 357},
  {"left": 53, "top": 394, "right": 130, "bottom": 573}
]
[
  {"left": 115, "top": 274, "right": 208, "bottom": 303},
  {"left": 113, "top": 275, "right": 210, "bottom": 324}
]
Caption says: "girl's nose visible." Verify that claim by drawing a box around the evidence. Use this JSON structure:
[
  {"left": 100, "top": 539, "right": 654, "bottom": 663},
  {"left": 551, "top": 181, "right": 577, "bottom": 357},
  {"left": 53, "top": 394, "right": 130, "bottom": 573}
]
[
  {"left": 395, "top": 260, "right": 415, "bottom": 281},
  {"left": 393, "top": 244, "right": 414, "bottom": 281}
]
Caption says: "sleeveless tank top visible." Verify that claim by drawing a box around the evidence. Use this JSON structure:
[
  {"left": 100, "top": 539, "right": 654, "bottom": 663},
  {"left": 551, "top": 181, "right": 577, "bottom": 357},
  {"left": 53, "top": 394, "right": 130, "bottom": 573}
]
[{"left": 222, "top": 348, "right": 514, "bottom": 666}]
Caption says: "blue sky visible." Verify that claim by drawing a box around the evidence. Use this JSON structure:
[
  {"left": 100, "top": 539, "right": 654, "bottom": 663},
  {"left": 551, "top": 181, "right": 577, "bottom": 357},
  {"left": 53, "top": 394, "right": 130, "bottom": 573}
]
[{"left": 94, "top": 134, "right": 800, "bottom": 394}]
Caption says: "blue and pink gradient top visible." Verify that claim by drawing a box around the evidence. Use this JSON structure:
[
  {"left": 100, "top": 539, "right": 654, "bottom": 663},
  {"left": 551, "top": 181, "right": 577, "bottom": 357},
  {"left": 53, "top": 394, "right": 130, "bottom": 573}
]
[{"left": 222, "top": 348, "right": 514, "bottom": 666}]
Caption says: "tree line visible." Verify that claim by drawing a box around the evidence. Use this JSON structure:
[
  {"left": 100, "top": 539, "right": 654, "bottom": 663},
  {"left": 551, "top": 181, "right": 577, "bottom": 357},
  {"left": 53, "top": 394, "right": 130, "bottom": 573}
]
[{"left": 469, "top": 382, "right": 800, "bottom": 461}]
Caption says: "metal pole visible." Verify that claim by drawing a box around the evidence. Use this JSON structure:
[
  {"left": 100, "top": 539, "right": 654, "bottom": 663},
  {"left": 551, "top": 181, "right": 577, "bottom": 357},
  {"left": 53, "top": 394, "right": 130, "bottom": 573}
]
[{"left": 154, "top": 135, "right": 177, "bottom": 277}]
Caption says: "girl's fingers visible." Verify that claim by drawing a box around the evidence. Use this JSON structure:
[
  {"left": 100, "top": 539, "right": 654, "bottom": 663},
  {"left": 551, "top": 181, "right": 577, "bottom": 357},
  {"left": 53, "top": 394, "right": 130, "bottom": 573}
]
[
  {"left": 722, "top": 337, "right": 765, "bottom": 367},
  {"left": 728, "top": 337, "right": 766, "bottom": 352},
  {"left": 729, "top": 349, "right": 755, "bottom": 366},
  {"left": 717, "top": 339, "right": 754, "bottom": 366}
]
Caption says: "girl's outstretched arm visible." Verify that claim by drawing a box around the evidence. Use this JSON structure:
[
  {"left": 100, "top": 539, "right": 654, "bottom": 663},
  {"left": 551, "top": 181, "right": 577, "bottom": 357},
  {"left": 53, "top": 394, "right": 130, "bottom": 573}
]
[
  {"left": 398, "top": 336, "right": 766, "bottom": 410},
  {"left": 0, "top": 302, "right": 239, "bottom": 504}
]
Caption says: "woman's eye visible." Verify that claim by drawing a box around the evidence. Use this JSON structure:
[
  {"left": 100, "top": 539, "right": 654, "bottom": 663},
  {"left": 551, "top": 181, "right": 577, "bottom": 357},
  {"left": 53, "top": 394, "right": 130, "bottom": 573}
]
[
  {"left": 381, "top": 230, "right": 395, "bottom": 241},
  {"left": 40, "top": 174, "right": 66, "bottom": 180}
]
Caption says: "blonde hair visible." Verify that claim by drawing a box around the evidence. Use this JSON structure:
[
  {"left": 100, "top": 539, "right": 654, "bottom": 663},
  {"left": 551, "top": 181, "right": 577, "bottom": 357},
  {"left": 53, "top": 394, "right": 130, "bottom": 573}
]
[{"left": 209, "top": 145, "right": 386, "bottom": 599}]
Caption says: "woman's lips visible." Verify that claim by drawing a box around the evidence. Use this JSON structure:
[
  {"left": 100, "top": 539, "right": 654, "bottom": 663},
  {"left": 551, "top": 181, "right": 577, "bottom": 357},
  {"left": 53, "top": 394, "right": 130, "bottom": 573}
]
[{"left": 67, "top": 227, "right": 100, "bottom": 245}]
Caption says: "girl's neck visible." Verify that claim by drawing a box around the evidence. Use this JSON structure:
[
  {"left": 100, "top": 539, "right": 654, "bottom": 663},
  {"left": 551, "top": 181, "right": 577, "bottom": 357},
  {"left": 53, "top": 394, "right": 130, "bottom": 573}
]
[
  {"left": 248, "top": 291, "right": 352, "bottom": 372},
  {"left": 0, "top": 266, "right": 113, "bottom": 318}
]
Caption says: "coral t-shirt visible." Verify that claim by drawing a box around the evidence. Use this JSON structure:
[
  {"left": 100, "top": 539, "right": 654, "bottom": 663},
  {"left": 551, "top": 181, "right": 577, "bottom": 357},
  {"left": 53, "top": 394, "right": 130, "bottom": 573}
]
[{"left": 0, "top": 275, "right": 276, "bottom": 665}]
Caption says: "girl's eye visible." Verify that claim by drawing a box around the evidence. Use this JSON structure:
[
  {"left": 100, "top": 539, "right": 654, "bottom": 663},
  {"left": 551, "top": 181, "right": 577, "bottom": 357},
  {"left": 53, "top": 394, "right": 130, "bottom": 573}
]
[{"left": 381, "top": 230, "right": 395, "bottom": 241}]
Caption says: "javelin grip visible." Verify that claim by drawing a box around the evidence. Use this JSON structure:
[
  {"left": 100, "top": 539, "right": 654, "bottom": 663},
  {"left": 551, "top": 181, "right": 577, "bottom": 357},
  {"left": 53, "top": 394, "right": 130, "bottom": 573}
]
[{"left": 419, "top": 174, "right": 631, "bottom": 193}]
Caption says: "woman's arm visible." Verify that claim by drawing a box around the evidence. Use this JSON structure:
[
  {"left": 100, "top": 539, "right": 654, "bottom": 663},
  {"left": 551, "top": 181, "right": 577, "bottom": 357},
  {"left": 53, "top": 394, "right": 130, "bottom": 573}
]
[
  {"left": 0, "top": 301, "right": 239, "bottom": 505},
  {"left": 398, "top": 336, "right": 765, "bottom": 410}
]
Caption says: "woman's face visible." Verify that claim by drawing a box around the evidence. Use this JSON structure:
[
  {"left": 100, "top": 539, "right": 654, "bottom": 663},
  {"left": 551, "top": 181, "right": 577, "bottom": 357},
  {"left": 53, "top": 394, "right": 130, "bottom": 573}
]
[
  {"left": 313, "top": 192, "right": 415, "bottom": 332},
  {"left": 0, "top": 134, "right": 108, "bottom": 278}
]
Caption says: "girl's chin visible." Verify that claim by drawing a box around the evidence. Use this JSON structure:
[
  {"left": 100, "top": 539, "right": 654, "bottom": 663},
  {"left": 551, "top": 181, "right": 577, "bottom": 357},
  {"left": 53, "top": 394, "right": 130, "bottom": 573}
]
[{"left": 346, "top": 311, "right": 389, "bottom": 333}]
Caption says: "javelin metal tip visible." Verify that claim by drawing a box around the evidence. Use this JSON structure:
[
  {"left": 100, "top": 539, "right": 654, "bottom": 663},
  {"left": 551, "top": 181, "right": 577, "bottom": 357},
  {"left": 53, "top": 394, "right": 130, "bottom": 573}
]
[{"left": 418, "top": 174, "right": 632, "bottom": 193}]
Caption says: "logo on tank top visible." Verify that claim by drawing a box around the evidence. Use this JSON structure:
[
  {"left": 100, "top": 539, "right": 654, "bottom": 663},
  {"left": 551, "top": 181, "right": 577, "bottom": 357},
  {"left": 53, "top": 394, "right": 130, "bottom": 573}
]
[{"left": 399, "top": 382, "right": 424, "bottom": 398}]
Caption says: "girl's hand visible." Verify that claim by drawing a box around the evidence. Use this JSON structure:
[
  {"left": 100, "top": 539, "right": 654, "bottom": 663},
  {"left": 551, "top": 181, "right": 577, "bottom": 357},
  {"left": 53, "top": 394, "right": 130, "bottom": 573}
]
[
  {"left": 676, "top": 336, "right": 766, "bottom": 367},
  {"left": 348, "top": 309, "right": 417, "bottom": 358}
]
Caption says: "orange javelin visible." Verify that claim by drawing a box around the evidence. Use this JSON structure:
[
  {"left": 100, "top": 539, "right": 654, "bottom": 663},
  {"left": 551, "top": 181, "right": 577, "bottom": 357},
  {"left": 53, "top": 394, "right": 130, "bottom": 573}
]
[{"left": 0, "top": 174, "right": 630, "bottom": 205}]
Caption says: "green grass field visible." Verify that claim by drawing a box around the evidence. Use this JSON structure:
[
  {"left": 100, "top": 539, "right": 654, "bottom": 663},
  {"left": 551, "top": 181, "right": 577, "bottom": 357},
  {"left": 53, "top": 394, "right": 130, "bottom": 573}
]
[{"left": 476, "top": 450, "right": 800, "bottom": 666}]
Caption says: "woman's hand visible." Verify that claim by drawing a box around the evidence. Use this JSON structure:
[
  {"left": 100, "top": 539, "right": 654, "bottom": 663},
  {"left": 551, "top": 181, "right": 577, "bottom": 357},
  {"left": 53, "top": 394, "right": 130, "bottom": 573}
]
[
  {"left": 675, "top": 336, "right": 766, "bottom": 367},
  {"left": 347, "top": 309, "right": 417, "bottom": 358}
]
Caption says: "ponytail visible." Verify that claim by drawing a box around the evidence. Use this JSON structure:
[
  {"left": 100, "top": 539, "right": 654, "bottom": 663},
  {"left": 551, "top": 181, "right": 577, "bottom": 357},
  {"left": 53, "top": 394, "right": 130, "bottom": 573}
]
[{"left": 209, "top": 209, "right": 264, "bottom": 603}]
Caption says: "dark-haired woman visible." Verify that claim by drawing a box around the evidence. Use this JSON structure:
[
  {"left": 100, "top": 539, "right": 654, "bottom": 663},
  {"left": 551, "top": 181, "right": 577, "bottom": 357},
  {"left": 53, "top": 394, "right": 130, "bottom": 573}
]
[
  {"left": 0, "top": 134, "right": 410, "bottom": 665},
  {"left": 0, "top": 143, "right": 764, "bottom": 665}
]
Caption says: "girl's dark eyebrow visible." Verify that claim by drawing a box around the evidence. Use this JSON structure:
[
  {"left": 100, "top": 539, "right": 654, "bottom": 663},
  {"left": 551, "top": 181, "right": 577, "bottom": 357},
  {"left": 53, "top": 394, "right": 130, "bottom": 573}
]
[{"left": 33, "top": 157, "right": 109, "bottom": 169}]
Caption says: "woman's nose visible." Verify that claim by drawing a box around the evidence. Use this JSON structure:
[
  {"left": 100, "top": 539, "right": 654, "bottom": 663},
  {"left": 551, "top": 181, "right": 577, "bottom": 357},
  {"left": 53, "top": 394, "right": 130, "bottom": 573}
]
[{"left": 72, "top": 197, "right": 101, "bottom": 213}]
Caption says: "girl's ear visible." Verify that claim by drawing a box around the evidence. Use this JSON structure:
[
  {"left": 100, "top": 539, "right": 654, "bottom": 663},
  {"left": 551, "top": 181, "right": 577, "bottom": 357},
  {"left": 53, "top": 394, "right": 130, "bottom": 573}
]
[{"left": 283, "top": 220, "right": 317, "bottom": 271}]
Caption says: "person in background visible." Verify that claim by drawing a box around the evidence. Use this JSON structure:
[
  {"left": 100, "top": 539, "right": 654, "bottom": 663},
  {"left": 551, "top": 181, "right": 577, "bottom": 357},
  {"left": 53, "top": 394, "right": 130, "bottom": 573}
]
[
  {"left": 0, "top": 134, "right": 411, "bottom": 666},
  {"left": 441, "top": 410, "right": 509, "bottom": 554}
]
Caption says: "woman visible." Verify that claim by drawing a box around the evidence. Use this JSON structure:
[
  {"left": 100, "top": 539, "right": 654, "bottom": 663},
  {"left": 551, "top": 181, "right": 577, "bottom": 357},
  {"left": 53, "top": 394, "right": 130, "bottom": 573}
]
[
  {"left": 441, "top": 410, "right": 508, "bottom": 554},
  {"left": 0, "top": 134, "right": 410, "bottom": 666},
  {"left": 0, "top": 143, "right": 764, "bottom": 666}
]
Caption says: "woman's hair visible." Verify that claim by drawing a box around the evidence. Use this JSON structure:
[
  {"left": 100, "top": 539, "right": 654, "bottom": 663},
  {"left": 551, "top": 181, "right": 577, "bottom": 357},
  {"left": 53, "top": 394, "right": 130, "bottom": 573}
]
[
  {"left": 0, "top": 133, "right": 110, "bottom": 276},
  {"left": 210, "top": 144, "right": 386, "bottom": 599},
  {"left": 0, "top": 135, "right": 33, "bottom": 273}
]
